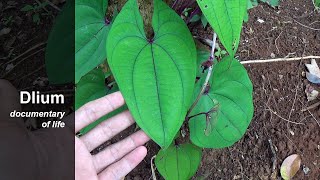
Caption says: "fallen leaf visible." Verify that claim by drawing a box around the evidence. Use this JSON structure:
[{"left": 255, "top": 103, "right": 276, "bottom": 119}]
[
  {"left": 0, "top": 28, "right": 11, "bottom": 36},
  {"left": 305, "top": 84, "right": 319, "bottom": 101},
  {"left": 280, "top": 154, "right": 301, "bottom": 180},
  {"left": 305, "top": 59, "right": 320, "bottom": 84}
]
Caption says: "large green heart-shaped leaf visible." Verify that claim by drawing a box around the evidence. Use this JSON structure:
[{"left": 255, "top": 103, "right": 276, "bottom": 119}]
[
  {"left": 45, "top": 0, "right": 74, "bottom": 84},
  {"left": 107, "top": 0, "right": 196, "bottom": 148},
  {"left": 76, "top": 69, "right": 128, "bottom": 134},
  {"left": 75, "top": 68, "right": 106, "bottom": 110},
  {"left": 196, "top": 0, "right": 247, "bottom": 56},
  {"left": 75, "top": 0, "right": 110, "bottom": 83},
  {"left": 155, "top": 143, "right": 202, "bottom": 180},
  {"left": 189, "top": 57, "right": 253, "bottom": 148}
]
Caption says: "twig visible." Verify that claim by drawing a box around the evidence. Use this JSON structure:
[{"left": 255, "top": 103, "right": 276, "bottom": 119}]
[
  {"left": 292, "top": 18, "right": 320, "bottom": 31},
  {"left": 150, "top": 156, "right": 157, "bottom": 180},
  {"left": 1, "top": 48, "right": 45, "bottom": 78},
  {"left": 283, "top": 133, "right": 300, "bottom": 152},
  {"left": 186, "top": 33, "right": 217, "bottom": 119},
  {"left": 309, "top": 21, "right": 320, "bottom": 26},
  {"left": 265, "top": 104, "right": 305, "bottom": 125},
  {"left": 275, "top": 31, "right": 283, "bottom": 54},
  {"left": 288, "top": 88, "right": 298, "bottom": 121},
  {"left": 17, "top": 64, "right": 45, "bottom": 80},
  {"left": 0, "top": 48, "right": 14, "bottom": 61},
  {"left": 240, "top": 56, "right": 320, "bottom": 64},
  {"left": 301, "top": 101, "right": 320, "bottom": 112},
  {"left": 45, "top": 0, "right": 61, "bottom": 11},
  {"left": 307, "top": 109, "right": 320, "bottom": 128},
  {"left": 298, "top": 99, "right": 320, "bottom": 128},
  {"left": 268, "top": 139, "right": 277, "bottom": 180},
  {"left": 2, "top": 42, "right": 46, "bottom": 65}
]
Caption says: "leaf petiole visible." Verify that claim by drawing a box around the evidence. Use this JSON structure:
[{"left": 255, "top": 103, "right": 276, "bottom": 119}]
[{"left": 186, "top": 33, "right": 217, "bottom": 120}]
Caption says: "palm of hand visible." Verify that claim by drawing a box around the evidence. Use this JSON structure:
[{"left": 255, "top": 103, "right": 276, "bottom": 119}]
[{"left": 74, "top": 92, "right": 149, "bottom": 180}]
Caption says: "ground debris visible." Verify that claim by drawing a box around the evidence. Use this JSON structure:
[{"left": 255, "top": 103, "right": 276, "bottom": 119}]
[{"left": 305, "top": 59, "right": 320, "bottom": 84}]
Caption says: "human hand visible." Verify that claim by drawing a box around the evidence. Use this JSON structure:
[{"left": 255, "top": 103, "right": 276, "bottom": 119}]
[
  {"left": 0, "top": 80, "right": 149, "bottom": 180},
  {"left": 75, "top": 92, "right": 150, "bottom": 180}
]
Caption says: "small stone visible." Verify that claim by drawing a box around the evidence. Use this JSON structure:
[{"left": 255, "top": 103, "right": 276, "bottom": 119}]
[
  {"left": 271, "top": 53, "right": 276, "bottom": 58},
  {"left": 289, "top": 130, "right": 294, "bottom": 136},
  {"left": 0, "top": 28, "right": 11, "bottom": 36},
  {"left": 257, "top": 18, "right": 265, "bottom": 23},
  {"left": 233, "top": 175, "right": 241, "bottom": 179},
  {"left": 279, "top": 74, "right": 284, "bottom": 79},
  {"left": 303, "top": 165, "right": 310, "bottom": 175}
]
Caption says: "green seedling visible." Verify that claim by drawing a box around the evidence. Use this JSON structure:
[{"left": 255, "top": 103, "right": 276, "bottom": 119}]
[{"left": 20, "top": 2, "right": 50, "bottom": 24}]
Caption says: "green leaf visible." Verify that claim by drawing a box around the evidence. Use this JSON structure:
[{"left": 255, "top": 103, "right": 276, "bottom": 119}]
[
  {"left": 33, "top": 13, "right": 40, "bottom": 24},
  {"left": 45, "top": 0, "right": 74, "bottom": 84},
  {"left": 75, "top": 68, "right": 106, "bottom": 110},
  {"left": 243, "top": 11, "right": 249, "bottom": 22},
  {"left": 189, "top": 56, "right": 253, "bottom": 148},
  {"left": 155, "top": 143, "right": 202, "bottom": 180},
  {"left": 21, "top": 4, "right": 34, "bottom": 12},
  {"left": 107, "top": 0, "right": 197, "bottom": 148},
  {"left": 75, "top": 0, "right": 110, "bottom": 83},
  {"left": 314, "top": 0, "right": 320, "bottom": 8},
  {"left": 196, "top": 0, "right": 247, "bottom": 56},
  {"left": 200, "top": 14, "right": 208, "bottom": 28},
  {"left": 190, "top": 14, "right": 201, "bottom": 23},
  {"left": 260, "top": 0, "right": 279, "bottom": 7},
  {"left": 36, "top": 2, "right": 49, "bottom": 10}
]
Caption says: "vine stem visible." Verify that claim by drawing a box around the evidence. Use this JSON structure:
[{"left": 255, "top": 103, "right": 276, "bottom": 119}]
[{"left": 185, "top": 33, "right": 217, "bottom": 120}]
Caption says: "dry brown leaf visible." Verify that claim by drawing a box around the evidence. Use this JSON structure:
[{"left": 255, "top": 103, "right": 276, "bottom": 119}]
[
  {"left": 305, "top": 84, "right": 319, "bottom": 101},
  {"left": 280, "top": 154, "right": 301, "bottom": 180}
]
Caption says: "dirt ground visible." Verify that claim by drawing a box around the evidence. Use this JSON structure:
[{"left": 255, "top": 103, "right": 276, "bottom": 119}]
[{"left": 1, "top": 0, "right": 319, "bottom": 179}]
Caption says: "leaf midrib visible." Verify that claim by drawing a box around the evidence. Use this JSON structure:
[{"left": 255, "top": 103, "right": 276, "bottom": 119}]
[
  {"left": 150, "top": 44, "right": 166, "bottom": 146},
  {"left": 76, "top": 25, "right": 106, "bottom": 53}
]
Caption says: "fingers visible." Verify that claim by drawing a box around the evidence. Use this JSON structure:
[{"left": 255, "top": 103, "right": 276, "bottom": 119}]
[
  {"left": 93, "top": 130, "right": 149, "bottom": 173},
  {"left": 80, "top": 110, "right": 135, "bottom": 151},
  {"left": 98, "top": 146, "right": 147, "bottom": 180},
  {"left": 75, "top": 92, "right": 125, "bottom": 133},
  {"left": 0, "top": 80, "right": 22, "bottom": 119}
]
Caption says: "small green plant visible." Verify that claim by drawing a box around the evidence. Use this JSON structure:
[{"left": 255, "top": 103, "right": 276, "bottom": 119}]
[
  {"left": 46, "top": 0, "right": 255, "bottom": 179},
  {"left": 3, "top": 16, "right": 13, "bottom": 26},
  {"left": 20, "top": 2, "right": 50, "bottom": 24}
]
